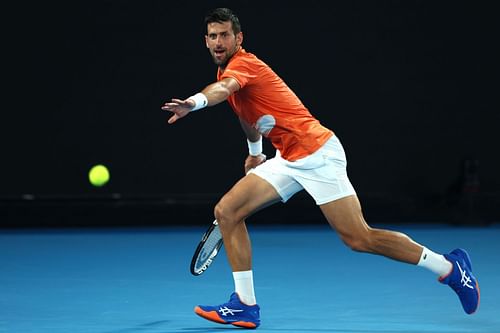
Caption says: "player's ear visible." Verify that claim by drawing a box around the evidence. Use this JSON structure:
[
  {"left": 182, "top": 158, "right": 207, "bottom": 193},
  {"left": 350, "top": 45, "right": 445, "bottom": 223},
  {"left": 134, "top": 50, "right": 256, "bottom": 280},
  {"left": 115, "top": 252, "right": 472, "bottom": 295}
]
[
  {"left": 236, "top": 32, "right": 243, "bottom": 46},
  {"left": 205, "top": 35, "right": 209, "bottom": 48}
]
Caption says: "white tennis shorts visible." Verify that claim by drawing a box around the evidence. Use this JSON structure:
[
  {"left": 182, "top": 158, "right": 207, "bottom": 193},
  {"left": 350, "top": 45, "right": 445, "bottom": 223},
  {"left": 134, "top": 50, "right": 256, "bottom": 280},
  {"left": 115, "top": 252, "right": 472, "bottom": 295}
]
[{"left": 249, "top": 135, "right": 356, "bottom": 205}]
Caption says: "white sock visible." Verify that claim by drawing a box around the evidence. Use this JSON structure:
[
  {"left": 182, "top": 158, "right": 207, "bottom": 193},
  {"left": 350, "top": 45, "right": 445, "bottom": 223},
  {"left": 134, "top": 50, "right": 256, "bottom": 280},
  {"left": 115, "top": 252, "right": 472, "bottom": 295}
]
[
  {"left": 417, "top": 247, "right": 452, "bottom": 277},
  {"left": 233, "top": 270, "right": 257, "bottom": 305}
]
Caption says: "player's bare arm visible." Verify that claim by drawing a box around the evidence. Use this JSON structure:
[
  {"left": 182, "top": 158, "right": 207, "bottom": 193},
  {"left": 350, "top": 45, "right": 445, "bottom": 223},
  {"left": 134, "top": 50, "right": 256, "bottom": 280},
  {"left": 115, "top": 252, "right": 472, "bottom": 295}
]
[
  {"left": 162, "top": 77, "right": 240, "bottom": 124},
  {"left": 239, "top": 117, "right": 266, "bottom": 174},
  {"left": 239, "top": 117, "right": 260, "bottom": 142}
]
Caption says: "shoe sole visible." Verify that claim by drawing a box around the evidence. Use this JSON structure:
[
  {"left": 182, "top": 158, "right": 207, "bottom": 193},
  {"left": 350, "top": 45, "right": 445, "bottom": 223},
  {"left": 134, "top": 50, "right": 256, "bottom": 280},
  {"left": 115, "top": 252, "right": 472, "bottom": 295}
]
[
  {"left": 194, "top": 306, "right": 227, "bottom": 324},
  {"left": 194, "top": 306, "right": 258, "bottom": 329}
]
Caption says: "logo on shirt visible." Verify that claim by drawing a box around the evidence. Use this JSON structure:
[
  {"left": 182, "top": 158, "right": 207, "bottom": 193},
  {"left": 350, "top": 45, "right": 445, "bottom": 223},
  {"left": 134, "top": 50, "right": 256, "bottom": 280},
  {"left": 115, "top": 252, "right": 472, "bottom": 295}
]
[{"left": 255, "top": 115, "right": 276, "bottom": 136}]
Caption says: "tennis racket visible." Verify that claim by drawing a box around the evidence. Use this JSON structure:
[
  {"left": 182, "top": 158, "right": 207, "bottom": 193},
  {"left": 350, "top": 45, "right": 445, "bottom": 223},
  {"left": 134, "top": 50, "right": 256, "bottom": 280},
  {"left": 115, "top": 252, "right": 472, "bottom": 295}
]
[{"left": 190, "top": 220, "right": 223, "bottom": 276}]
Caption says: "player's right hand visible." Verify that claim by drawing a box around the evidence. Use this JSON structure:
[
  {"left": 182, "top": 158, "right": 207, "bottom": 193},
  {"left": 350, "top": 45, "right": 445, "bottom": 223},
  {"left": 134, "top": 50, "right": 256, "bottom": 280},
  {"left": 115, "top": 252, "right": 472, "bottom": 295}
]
[
  {"left": 245, "top": 154, "right": 266, "bottom": 174},
  {"left": 161, "top": 98, "right": 195, "bottom": 124}
]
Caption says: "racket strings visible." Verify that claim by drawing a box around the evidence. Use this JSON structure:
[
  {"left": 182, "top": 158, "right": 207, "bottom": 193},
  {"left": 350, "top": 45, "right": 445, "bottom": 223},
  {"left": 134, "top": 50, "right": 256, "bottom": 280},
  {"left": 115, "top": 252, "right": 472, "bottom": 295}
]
[
  {"left": 193, "top": 225, "right": 223, "bottom": 273},
  {"left": 204, "top": 227, "right": 222, "bottom": 251}
]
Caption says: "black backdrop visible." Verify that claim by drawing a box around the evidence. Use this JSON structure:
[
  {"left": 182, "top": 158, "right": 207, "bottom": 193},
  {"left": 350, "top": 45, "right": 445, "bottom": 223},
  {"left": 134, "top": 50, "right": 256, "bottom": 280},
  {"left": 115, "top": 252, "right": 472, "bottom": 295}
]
[{"left": 2, "top": 1, "right": 498, "bottom": 226}]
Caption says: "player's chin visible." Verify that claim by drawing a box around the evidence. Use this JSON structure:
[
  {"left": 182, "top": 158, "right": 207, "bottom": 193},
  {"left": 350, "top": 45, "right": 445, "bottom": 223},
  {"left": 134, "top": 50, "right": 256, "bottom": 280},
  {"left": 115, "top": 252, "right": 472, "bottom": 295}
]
[{"left": 212, "top": 56, "right": 226, "bottom": 66}]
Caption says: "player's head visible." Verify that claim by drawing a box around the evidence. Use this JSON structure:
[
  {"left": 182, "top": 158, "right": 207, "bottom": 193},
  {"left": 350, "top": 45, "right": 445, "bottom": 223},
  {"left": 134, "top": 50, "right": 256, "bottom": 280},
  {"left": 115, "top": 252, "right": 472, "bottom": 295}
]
[{"left": 204, "top": 8, "right": 243, "bottom": 67}]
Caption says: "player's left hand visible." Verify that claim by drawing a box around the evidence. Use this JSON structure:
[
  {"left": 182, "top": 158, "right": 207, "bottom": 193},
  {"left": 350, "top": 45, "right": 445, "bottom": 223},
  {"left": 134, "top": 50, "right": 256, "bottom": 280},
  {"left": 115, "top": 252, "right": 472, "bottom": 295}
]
[
  {"left": 161, "top": 98, "right": 195, "bottom": 124},
  {"left": 245, "top": 154, "right": 266, "bottom": 174}
]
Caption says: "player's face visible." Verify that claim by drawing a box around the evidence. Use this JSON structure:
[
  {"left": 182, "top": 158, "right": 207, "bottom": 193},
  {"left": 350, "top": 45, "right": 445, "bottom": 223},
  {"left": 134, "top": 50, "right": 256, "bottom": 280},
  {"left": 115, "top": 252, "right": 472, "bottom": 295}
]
[{"left": 205, "top": 21, "right": 242, "bottom": 67}]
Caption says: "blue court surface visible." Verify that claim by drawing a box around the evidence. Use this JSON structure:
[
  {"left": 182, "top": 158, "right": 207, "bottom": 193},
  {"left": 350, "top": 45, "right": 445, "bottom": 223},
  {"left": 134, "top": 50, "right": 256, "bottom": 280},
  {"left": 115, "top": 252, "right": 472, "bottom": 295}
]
[{"left": 1, "top": 223, "right": 499, "bottom": 333}]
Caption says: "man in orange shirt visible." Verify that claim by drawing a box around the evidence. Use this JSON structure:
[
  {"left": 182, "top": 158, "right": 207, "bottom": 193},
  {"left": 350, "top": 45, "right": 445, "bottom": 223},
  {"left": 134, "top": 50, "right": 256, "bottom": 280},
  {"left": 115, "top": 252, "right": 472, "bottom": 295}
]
[{"left": 162, "top": 7, "right": 479, "bottom": 329}]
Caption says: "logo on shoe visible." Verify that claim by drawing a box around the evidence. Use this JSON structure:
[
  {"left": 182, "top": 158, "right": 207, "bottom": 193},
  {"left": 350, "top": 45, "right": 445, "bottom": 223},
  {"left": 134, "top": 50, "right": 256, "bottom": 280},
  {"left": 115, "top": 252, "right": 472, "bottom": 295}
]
[
  {"left": 457, "top": 261, "right": 474, "bottom": 289},
  {"left": 218, "top": 306, "right": 244, "bottom": 316}
]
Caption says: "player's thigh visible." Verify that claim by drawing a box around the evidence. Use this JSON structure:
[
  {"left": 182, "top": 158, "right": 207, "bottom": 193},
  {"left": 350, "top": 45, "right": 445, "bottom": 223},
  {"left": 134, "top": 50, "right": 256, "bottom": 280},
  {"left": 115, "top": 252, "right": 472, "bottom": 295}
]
[
  {"left": 216, "top": 173, "right": 282, "bottom": 221},
  {"left": 319, "top": 195, "right": 371, "bottom": 238}
]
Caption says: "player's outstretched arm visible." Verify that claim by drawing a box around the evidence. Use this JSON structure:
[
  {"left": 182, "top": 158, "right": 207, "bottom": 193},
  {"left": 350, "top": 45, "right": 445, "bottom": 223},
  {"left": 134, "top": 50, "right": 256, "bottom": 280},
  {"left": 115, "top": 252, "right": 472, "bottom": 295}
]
[
  {"left": 162, "top": 98, "right": 195, "bottom": 124},
  {"left": 162, "top": 77, "right": 240, "bottom": 124}
]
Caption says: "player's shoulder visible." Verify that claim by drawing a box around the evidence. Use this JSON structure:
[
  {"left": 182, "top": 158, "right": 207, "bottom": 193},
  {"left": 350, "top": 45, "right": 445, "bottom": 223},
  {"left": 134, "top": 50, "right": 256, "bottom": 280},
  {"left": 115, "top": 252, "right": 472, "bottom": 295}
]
[
  {"left": 232, "top": 49, "right": 265, "bottom": 65},
  {"left": 227, "top": 49, "right": 269, "bottom": 76}
]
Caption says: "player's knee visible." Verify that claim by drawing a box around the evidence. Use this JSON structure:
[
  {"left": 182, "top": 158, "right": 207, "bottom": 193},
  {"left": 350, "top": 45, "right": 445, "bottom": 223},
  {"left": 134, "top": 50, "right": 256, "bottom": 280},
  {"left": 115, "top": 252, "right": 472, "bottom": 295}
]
[
  {"left": 213, "top": 202, "right": 226, "bottom": 223},
  {"left": 341, "top": 232, "right": 372, "bottom": 253},
  {"left": 214, "top": 201, "right": 237, "bottom": 226},
  {"left": 342, "top": 237, "right": 365, "bottom": 252}
]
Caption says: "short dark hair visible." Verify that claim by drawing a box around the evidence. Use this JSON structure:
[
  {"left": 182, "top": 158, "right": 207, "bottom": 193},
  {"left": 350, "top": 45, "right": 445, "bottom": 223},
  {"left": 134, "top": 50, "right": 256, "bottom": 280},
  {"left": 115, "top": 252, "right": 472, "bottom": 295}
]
[{"left": 204, "top": 8, "right": 241, "bottom": 35}]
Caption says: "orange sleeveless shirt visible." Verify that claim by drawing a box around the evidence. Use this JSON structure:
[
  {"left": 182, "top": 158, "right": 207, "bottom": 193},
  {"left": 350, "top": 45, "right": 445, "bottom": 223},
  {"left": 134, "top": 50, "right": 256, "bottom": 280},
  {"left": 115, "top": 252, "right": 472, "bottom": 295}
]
[{"left": 218, "top": 48, "right": 333, "bottom": 161}]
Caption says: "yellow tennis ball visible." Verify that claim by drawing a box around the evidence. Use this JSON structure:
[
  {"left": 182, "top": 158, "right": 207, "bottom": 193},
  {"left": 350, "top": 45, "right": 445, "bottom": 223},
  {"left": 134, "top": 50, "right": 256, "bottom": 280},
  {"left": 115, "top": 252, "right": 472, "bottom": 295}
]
[{"left": 89, "top": 164, "right": 110, "bottom": 187}]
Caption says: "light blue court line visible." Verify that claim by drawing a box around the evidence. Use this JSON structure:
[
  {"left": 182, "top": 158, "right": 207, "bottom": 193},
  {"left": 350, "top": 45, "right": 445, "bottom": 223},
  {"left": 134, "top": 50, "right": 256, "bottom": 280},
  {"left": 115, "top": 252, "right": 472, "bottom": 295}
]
[{"left": 0, "top": 224, "right": 498, "bottom": 333}]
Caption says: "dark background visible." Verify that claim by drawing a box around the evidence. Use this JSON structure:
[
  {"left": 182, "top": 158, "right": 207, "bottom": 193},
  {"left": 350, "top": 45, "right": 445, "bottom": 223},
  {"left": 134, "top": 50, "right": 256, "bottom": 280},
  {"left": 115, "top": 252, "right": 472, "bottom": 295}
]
[{"left": 2, "top": 1, "right": 498, "bottom": 227}]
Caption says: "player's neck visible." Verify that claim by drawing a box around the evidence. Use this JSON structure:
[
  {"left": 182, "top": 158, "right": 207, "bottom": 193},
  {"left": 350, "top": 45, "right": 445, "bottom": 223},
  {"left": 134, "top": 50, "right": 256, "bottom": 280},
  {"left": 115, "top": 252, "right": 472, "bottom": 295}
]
[{"left": 219, "top": 46, "right": 242, "bottom": 72}]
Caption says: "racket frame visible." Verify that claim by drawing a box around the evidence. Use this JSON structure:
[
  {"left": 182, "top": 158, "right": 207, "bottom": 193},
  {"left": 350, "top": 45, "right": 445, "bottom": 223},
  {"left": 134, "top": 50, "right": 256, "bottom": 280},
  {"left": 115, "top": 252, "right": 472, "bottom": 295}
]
[{"left": 190, "top": 220, "right": 223, "bottom": 276}]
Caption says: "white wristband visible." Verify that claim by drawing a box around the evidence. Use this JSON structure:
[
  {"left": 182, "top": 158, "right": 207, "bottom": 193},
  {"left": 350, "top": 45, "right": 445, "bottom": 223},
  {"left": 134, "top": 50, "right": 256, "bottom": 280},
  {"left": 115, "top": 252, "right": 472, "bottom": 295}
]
[
  {"left": 247, "top": 137, "right": 262, "bottom": 156},
  {"left": 188, "top": 92, "right": 208, "bottom": 111}
]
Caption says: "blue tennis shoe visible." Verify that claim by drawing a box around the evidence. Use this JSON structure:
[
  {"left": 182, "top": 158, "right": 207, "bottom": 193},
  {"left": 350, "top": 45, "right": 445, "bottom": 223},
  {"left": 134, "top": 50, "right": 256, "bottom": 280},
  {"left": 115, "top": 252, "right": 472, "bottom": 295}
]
[
  {"left": 194, "top": 292, "right": 260, "bottom": 328},
  {"left": 439, "top": 248, "right": 480, "bottom": 314}
]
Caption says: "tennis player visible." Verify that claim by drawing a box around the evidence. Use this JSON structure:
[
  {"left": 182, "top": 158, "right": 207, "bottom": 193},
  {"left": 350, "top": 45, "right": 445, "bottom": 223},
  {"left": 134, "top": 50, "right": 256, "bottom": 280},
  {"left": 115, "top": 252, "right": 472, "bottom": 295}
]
[{"left": 162, "top": 8, "right": 479, "bottom": 329}]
